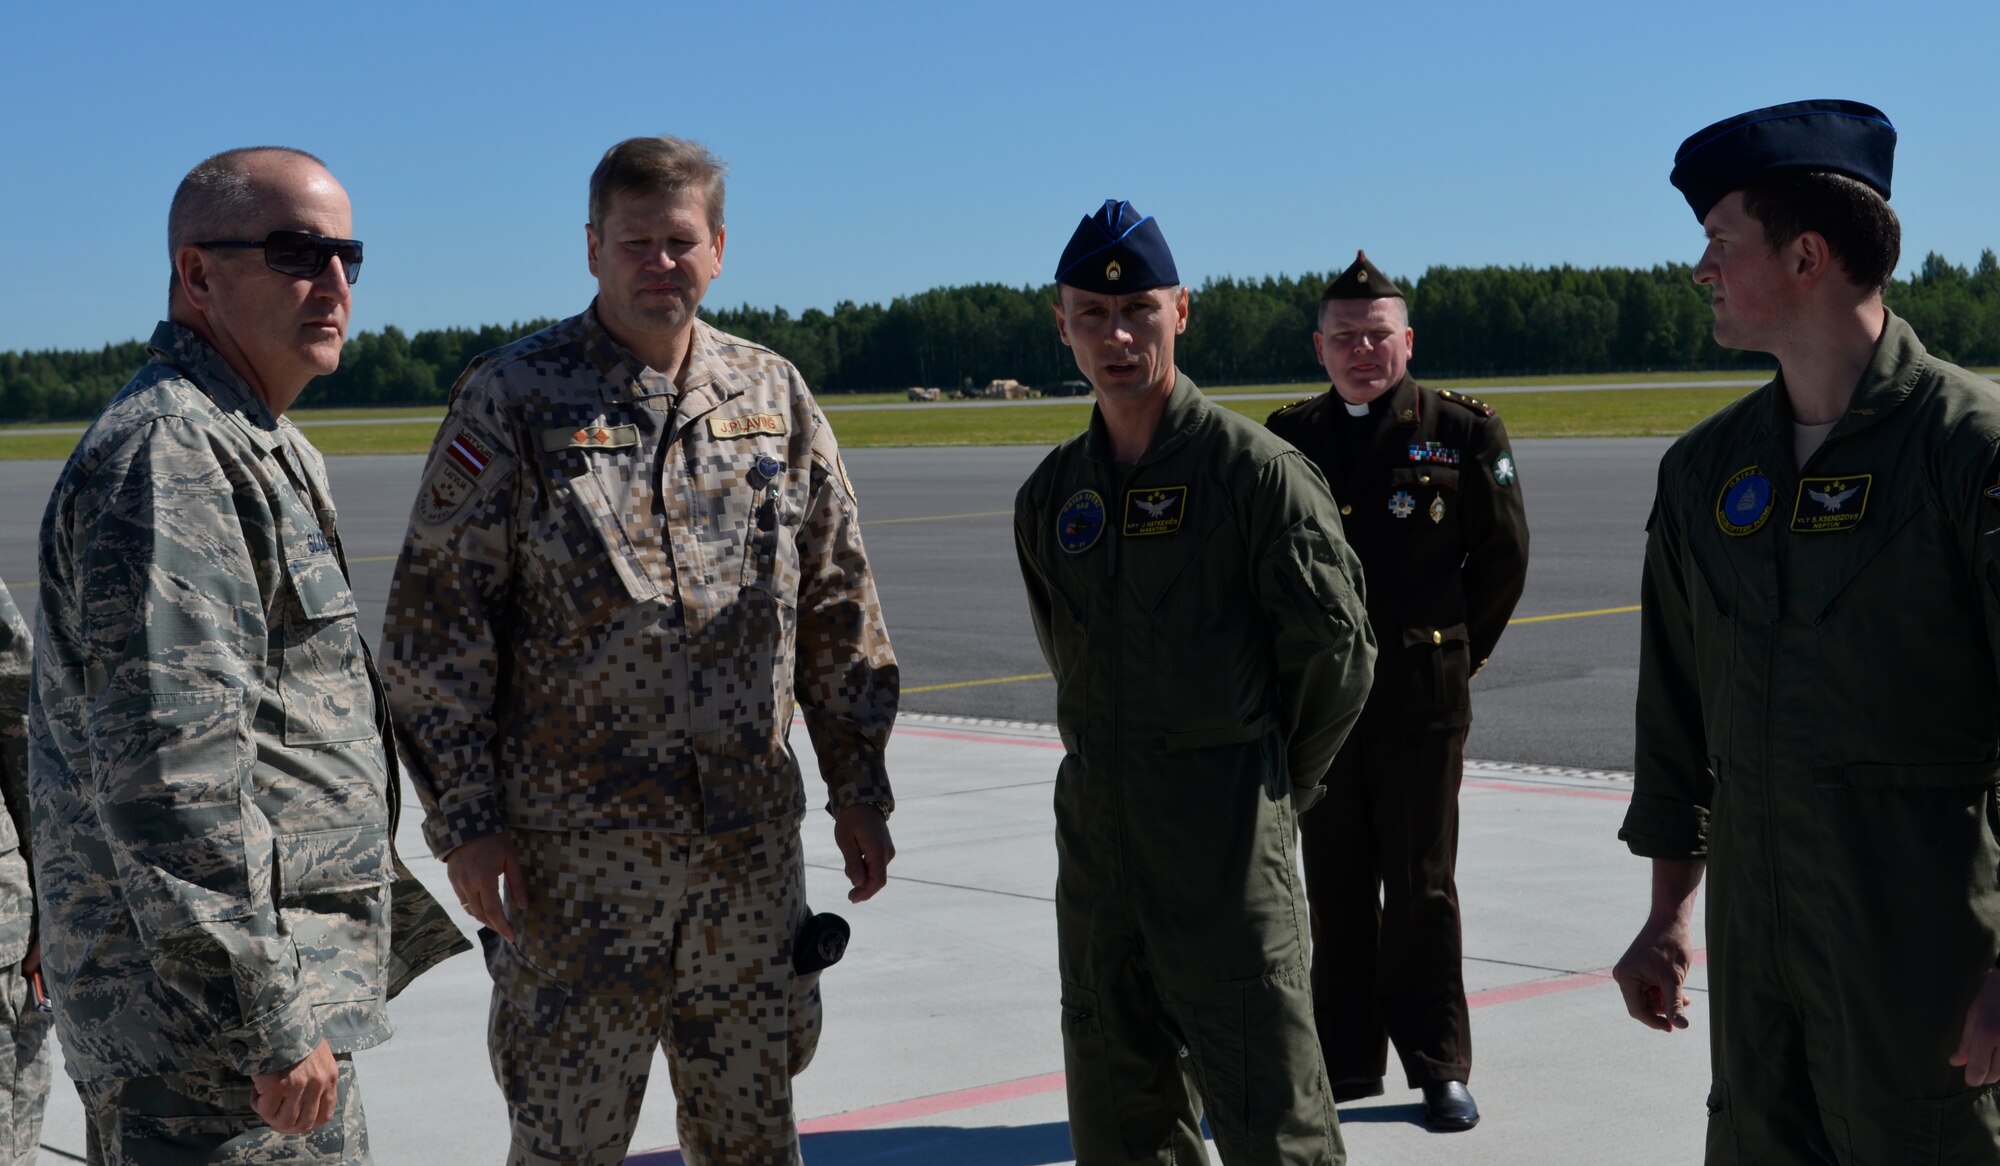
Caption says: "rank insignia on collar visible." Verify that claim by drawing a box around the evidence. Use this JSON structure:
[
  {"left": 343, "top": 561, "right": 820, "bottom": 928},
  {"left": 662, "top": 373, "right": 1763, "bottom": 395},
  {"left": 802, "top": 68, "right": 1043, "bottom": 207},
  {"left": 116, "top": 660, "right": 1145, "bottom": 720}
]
[
  {"left": 1057, "top": 489, "right": 1107, "bottom": 554},
  {"left": 1124, "top": 486, "right": 1187, "bottom": 536},
  {"left": 1791, "top": 474, "right": 1872, "bottom": 533},
  {"left": 1715, "top": 466, "right": 1773, "bottom": 537},
  {"left": 1430, "top": 494, "right": 1446, "bottom": 523},
  {"left": 1389, "top": 490, "right": 1416, "bottom": 519}
]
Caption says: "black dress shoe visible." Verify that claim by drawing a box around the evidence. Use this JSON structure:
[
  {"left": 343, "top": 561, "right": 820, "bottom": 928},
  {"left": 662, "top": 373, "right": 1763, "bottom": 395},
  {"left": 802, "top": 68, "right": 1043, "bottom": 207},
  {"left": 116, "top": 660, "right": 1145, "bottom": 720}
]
[
  {"left": 1331, "top": 1077, "right": 1384, "bottom": 1104},
  {"left": 1422, "top": 1081, "right": 1480, "bottom": 1131}
]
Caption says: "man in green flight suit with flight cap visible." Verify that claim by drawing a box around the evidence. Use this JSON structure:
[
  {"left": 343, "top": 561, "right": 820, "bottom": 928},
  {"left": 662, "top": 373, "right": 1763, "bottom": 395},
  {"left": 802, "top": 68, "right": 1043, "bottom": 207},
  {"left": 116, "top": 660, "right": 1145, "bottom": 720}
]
[
  {"left": 1613, "top": 99, "right": 2000, "bottom": 1162},
  {"left": 1016, "top": 199, "right": 1377, "bottom": 1165}
]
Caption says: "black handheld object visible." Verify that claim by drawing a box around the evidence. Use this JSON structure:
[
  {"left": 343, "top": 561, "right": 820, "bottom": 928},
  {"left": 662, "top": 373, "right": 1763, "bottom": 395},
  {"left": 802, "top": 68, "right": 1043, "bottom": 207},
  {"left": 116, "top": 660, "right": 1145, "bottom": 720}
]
[{"left": 794, "top": 911, "right": 850, "bottom": 974}]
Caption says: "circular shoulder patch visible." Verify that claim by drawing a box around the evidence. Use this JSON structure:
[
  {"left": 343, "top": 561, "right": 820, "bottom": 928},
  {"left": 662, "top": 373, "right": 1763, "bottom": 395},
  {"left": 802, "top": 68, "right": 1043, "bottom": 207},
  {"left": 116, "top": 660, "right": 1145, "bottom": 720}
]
[
  {"left": 1716, "top": 466, "right": 1773, "bottom": 536},
  {"left": 1057, "top": 489, "right": 1107, "bottom": 554}
]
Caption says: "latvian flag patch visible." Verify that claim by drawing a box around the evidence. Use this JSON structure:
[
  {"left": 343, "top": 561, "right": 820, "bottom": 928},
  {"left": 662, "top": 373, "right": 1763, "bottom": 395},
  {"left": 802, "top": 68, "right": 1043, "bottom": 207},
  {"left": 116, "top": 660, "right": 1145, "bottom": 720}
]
[{"left": 446, "top": 430, "right": 496, "bottom": 479}]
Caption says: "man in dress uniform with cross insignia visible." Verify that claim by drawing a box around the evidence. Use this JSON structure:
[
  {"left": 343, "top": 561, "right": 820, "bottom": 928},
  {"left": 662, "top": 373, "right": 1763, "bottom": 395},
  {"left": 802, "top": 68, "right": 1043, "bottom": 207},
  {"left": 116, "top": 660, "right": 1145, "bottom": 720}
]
[{"left": 1266, "top": 253, "right": 1530, "bottom": 1131}]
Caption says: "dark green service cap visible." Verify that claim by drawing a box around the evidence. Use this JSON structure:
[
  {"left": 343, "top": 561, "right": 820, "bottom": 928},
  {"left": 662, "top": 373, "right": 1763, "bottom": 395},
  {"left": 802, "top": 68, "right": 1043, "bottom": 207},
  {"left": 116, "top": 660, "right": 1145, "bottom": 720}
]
[{"left": 1322, "top": 250, "right": 1402, "bottom": 300}]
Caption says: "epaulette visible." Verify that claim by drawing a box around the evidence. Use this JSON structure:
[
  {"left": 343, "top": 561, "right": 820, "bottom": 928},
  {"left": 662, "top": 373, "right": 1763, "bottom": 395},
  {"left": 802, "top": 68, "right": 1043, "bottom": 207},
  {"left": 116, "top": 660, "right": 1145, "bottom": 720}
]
[
  {"left": 1437, "top": 389, "right": 1495, "bottom": 418},
  {"left": 1270, "top": 394, "right": 1319, "bottom": 416}
]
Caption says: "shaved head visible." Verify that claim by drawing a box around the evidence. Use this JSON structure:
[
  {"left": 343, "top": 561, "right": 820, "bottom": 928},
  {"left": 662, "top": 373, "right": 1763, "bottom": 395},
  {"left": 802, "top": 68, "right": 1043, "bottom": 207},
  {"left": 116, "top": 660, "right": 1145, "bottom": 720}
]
[{"left": 167, "top": 146, "right": 328, "bottom": 309}]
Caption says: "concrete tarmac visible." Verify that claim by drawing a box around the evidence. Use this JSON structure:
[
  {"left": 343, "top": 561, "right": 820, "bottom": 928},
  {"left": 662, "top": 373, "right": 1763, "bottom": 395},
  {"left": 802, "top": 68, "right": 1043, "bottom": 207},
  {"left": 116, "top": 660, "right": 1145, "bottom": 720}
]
[
  {"left": 0, "top": 434, "right": 1707, "bottom": 1164},
  {"left": 0, "top": 435, "right": 1664, "bottom": 772}
]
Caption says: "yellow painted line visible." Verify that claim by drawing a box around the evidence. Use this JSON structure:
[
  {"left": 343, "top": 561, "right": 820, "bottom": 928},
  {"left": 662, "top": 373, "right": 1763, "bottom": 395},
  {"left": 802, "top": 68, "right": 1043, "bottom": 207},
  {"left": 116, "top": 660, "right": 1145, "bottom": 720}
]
[
  {"left": 904, "top": 671, "right": 1052, "bottom": 694},
  {"left": 1508, "top": 604, "right": 1640, "bottom": 625},
  {"left": 864, "top": 509, "right": 1012, "bottom": 526}
]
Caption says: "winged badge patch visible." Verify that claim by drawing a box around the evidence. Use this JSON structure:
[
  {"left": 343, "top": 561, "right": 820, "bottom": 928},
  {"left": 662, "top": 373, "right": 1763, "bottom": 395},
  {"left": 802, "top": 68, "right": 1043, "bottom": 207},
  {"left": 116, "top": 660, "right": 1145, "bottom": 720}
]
[
  {"left": 1790, "top": 474, "right": 1872, "bottom": 533},
  {"left": 1124, "top": 485, "right": 1187, "bottom": 536}
]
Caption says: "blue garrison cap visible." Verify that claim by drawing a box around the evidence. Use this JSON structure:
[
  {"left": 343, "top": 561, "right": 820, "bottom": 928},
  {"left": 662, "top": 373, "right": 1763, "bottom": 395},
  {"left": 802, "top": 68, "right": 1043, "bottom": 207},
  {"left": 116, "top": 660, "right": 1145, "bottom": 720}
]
[
  {"left": 1670, "top": 99, "right": 1896, "bottom": 223},
  {"left": 1054, "top": 199, "right": 1179, "bottom": 293}
]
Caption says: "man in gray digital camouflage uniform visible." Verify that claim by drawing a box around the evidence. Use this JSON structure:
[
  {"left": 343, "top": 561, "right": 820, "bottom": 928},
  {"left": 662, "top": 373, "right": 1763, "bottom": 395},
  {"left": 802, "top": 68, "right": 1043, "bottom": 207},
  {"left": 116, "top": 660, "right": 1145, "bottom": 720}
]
[
  {"left": 381, "top": 135, "right": 898, "bottom": 1165},
  {"left": 0, "top": 577, "right": 49, "bottom": 1165},
  {"left": 29, "top": 147, "right": 463, "bottom": 1165}
]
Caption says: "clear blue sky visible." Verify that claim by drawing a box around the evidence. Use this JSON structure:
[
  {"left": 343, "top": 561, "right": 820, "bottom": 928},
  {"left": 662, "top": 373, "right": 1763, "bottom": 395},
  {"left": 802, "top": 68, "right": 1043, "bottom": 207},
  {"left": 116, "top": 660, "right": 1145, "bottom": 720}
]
[{"left": 3, "top": 0, "right": 1995, "bottom": 353}]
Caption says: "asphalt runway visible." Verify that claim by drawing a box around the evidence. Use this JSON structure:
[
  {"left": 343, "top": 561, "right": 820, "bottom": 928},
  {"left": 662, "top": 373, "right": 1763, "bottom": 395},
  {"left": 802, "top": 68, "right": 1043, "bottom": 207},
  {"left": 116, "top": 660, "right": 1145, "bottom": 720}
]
[{"left": 0, "top": 434, "right": 1662, "bottom": 772}]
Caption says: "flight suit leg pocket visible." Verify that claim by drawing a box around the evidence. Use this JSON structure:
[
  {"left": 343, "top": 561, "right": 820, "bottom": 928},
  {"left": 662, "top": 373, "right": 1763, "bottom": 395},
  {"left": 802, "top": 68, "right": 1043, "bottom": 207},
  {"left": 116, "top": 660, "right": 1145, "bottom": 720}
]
[
  {"left": 1705, "top": 1081, "right": 1740, "bottom": 1163},
  {"left": 1904, "top": 1083, "right": 2000, "bottom": 1165}
]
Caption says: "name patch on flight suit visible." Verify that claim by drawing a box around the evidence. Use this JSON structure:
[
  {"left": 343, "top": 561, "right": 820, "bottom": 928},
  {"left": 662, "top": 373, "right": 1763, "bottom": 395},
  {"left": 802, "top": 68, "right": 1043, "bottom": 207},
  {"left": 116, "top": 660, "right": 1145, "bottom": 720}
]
[
  {"left": 1123, "top": 486, "right": 1187, "bottom": 536},
  {"left": 1791, "top": 474, "right": 1872, "bottom": 533},
  {"left": 708, "top": 412, "right": 789, "bottom": 439},
  {"left": 1057, "top": 489, "right": 1106, "bottom": 554},
  {"left": 1716, "top": 466, "right": 1773, "bottom": 536},
  {"left": 541, "top": 424, "right": 640, "bottom": 451},
  {"left": 417, "top": 427, "right": 498, "bottom": 525}
]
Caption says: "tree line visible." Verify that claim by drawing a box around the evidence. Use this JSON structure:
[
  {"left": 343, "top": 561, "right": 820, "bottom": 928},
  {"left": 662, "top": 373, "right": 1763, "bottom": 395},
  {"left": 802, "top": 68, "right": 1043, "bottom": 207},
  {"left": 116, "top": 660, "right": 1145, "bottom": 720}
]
[{"left": 6, "top": 251, "right": 1997, "bottom": 423}]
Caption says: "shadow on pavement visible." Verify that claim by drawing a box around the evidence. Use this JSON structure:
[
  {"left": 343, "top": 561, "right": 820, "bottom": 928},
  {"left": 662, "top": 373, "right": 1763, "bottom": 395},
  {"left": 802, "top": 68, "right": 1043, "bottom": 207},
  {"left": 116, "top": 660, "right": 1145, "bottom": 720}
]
[{"left": 627, "top": 1121, "right": 1075, "bottom": 1164}]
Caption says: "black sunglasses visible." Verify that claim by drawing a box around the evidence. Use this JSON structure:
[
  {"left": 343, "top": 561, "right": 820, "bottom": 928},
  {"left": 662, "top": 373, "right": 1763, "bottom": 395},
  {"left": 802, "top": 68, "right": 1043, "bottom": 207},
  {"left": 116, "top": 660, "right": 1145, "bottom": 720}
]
[{"left": 195, "top": 230, "right": 364, "bottom": 284}]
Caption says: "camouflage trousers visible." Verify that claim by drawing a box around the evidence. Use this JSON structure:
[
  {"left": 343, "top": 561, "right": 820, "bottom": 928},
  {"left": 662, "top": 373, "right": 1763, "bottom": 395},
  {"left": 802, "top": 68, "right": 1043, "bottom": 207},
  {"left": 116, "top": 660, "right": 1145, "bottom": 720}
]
[
  {"left": 76, "top": 1055, "right": 367, "bottom": 1165},
  {"left": 488, "top": 817, "right": 822, "bottom": 1166},
  {"left": 0, "top": 964, "right": 50, "bottom": 1166}
]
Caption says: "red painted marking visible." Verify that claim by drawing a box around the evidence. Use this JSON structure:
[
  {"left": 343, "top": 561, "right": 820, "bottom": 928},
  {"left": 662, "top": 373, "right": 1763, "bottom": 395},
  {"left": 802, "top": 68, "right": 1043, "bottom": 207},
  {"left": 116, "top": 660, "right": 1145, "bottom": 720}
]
[
  {"left": 799, "top": 1071, "right": 1068, "bottom": 1134},
  {"left": 1463, "top": 778, "right": 1631, "bottom": 803},
  {"left": 626, "top": 951, "right": 1709, "bottom": 1159},
  {"left": 1467, "top": 948, "right": 1708, "bottom": 1008},
  {"left": 892, "top": 727, "right": 1066, "bottom": 750}
]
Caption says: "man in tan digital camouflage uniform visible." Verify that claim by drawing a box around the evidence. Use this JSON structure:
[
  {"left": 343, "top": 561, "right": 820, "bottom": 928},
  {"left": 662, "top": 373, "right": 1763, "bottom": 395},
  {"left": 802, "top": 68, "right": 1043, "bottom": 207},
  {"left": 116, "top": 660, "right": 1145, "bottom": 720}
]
[
  {"left": 381, "top": 135, "right": 898, "bottom": 1166},
  {"left": 29, "top": 147, "right": 463, "bottom": 1164},
  {"left": 0, "top": 577, "right": 49, "bottom": 1165}
]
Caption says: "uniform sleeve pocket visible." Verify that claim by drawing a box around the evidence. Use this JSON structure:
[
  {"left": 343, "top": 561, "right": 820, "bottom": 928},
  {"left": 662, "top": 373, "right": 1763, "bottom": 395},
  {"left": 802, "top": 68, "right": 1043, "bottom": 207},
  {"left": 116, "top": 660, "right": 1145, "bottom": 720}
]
[{"left": 1267, "top": 515, "right": 1361, "bottom": 649}]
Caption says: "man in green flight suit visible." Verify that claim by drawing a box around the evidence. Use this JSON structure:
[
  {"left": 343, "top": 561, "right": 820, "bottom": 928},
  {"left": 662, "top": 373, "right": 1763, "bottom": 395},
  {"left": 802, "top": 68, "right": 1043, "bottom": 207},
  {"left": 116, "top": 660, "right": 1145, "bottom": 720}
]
[
  {"left": 1015, "top": 199, "right": 1377, "bottom": 1165},
  {"left": 1613, "top": 100, "right": 2000, "bottom": 1163}
]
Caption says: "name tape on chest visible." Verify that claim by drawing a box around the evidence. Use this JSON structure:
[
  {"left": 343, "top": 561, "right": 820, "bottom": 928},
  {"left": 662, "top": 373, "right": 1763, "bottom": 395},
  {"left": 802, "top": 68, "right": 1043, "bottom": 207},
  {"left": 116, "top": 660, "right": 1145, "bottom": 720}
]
[
  {"left": 541, "top": 424, "right": 640, "bottom": 452},
  {"left": 708, "top": 412, "right": 789, "bottom": 440},
  {"left": 1123, "top": 486, "right": 1188, "bottom": 537},
  {"left": 1791, "top": 474, "right": 1872, "bottom": 533},
  {"left": 1715, "top": 465, "right": 1773, "bottom": 536}
]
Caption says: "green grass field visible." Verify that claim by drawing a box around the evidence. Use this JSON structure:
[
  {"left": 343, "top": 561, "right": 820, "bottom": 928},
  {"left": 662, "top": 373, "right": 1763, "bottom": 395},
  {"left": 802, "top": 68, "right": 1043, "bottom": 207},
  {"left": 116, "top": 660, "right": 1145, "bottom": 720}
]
[{"left": 6, "top": 368, "right": 1997, "bottom": 460}]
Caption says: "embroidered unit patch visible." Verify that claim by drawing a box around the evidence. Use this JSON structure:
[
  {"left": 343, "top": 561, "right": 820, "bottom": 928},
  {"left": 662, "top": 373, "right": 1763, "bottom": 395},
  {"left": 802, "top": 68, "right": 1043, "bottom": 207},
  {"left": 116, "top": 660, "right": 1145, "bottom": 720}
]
[
  {"left": 1791, "top": 474, "right": 1871, "bottom": 533},
  {"left": 1057, "top": 489, "right": 1107, "bottom": 554},
  {"left": 1123, "top": 486, "right": 1187, "bottom": 537},
  {"left": 1493, "top": 450, "right": 1517, "bottom": 486},
  {"left": 1716, "top": 466, "right": 1773, "bottom": 536}
]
